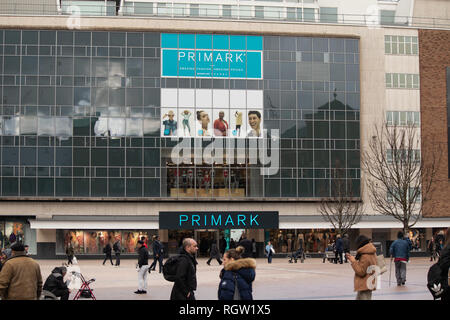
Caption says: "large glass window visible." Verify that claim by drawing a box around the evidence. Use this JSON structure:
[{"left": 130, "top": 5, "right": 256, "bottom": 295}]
[
  {"left": 57, "top": 230, "right": 158, "bottom": 254},
  {"left": 0, "top": 30, "right": 359, "bottom": 200}
]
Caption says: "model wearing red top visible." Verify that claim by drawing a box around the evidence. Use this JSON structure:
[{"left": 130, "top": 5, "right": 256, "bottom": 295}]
[{"left": 214, "top": 111, "right": 229, "bottom": 136}]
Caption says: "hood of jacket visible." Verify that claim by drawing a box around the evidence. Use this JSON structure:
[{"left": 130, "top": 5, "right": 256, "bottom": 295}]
[
  {"left": 50, "top": 267, "right": 64, "bottom": 279},
  {"left": 224, "top": 258, "right": 256, "bottom": 271},
  {"left": 356, "top": 243, "right": 376, "bottom": 256}
]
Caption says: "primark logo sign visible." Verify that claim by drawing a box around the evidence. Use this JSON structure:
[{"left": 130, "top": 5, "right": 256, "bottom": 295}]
[
  {"left": 159, "top": 211, "right": 279, "bottom": 229},
  {"left": 161, "top": 33, "right": 263, "bottom": 79}
]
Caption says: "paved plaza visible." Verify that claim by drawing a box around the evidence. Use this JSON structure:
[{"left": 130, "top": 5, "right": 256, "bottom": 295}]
[{"left": 36, "top": 257, "right": 434, "bottom": 300}]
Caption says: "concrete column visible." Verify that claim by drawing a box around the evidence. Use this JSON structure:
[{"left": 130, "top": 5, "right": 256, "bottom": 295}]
[
  {"left": 36, "top": 229, "right": 57, "bottom": 259},
  {"left": 159, "top": 229, "right": 168, "bottom": 242}
]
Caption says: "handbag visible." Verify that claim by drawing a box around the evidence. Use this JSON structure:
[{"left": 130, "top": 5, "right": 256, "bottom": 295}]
[
  {"left": 271, "top": 247, "right": 275, "bottom": 254},
  {"left": 376, "top": 254, "right": 387, "bottom": 274},
  {"left": 233, "top": 273, "right": 241, "bottom": 300}
]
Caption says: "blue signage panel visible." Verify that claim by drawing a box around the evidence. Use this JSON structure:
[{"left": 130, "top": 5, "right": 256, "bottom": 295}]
[
  {"left": 159, "top": 211, "right": 279, "bottom": 230},
  {"left": 161, "top": 33, "right": 263, "bottom": 79}
]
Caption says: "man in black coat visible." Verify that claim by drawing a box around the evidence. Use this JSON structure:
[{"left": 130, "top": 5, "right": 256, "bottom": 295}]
[
  {"left": 135, "top": 240, "right": 150, "bottom": 294},
  {"left": 170, "top": 238, "right": 198, "bottom": 300},
  {"left": 102, "top": 242, "right": 113, "bottom": 266},
  {"left": 238, "top": 235, "right": 252, "bottom": 258},
  {"left": 150, "top": 235, "right": 164, "bottom": 273},
  {"left": 342, "top": 234, "right": 351, "bottom": 263},
  {"left": 43, "top": 267, "right": 70, "bottom": 300}
]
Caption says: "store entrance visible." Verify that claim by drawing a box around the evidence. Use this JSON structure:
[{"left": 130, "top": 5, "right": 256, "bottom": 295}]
[{"left": 195, "top": 230, "right": 219, "bottom": 257}]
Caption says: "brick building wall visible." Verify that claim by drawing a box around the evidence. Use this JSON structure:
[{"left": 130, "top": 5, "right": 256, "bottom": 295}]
[{"left": 419, "top": 29, "right": 450, "bottom": 218}]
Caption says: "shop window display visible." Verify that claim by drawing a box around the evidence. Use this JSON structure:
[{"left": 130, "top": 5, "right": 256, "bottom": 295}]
[
  {"left": 61, "top": 230, "right": 154, "bottom": 254},
  {"left": 267, "top": 229, "right": 337, "bottom": 253},
  {"left": 1, "top": 222, "right": 25, "bottom": 248}
]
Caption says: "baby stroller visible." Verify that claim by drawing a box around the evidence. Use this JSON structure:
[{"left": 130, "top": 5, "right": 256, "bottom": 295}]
[{"left": 71, "top": 271, "right": 96, "bottom": 300}]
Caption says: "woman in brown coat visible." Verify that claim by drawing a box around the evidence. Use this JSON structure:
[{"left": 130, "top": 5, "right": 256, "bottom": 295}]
[{"left": 346, "top": 235, "right": 378, "bottom": 300}]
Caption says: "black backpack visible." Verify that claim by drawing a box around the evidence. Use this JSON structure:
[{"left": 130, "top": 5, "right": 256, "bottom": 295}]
[
  {"left": 163, "top": 255, "right": 185, "bottom": 282},
  {"left": 427, "top": 262, "right": 447, "bottom": 299},
  {"left": 113, "top": 242, "right": 118, "bottom": 252}
]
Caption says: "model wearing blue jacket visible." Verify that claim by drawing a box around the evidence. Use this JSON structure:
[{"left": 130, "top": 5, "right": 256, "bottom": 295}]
[{"left": 218, "top": 256, "right": 256, "bottom": 300}]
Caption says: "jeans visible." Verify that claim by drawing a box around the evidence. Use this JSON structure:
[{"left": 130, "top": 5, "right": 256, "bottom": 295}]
[
  {"left": 267, "top": 253, "right": 273, "bottom": 264},
  {"left": 115, "top": 252, "right": 120, "bottom": 266},
  {"left": 150, "top": 255, "right": 164, "bottom": 272},
  {"left": 394, "top": 260, "right": 407, "bottom": 284},
  {"left": 103, "top": 254, "right": 113, "bottom": 265},
  {"left": 138, "top": 265, "right": 150, "bottom": 291}
]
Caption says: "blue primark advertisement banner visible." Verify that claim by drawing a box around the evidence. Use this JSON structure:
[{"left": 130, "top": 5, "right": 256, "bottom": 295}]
[
  {"left": 159, "top": 211, "right": 278, "bottom": 229},
  {"left": 161, "top": 33, "right": 263, "bottom": 79}
]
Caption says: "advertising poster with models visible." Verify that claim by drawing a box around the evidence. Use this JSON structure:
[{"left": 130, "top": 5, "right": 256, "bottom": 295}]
[{"left": 160, "top": 33, "right": 264, "bottom": 139}]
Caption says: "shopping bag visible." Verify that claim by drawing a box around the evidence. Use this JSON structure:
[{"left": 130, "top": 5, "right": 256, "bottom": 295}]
[{"left": 72, "top": 256, "right": 78, "bottom": 265}]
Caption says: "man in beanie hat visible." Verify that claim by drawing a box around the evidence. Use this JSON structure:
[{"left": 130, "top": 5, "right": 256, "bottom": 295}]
[{"left": 0, "top": 242, "right": 43, "bottom": 300}]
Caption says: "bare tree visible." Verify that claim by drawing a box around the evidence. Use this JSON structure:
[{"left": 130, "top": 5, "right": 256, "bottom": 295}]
[
  {"left": 319, "top": 167, "right": 365, "bottom": 236},
  {"left": 361, "top": 122, "right": 441, "bottom": 233}
]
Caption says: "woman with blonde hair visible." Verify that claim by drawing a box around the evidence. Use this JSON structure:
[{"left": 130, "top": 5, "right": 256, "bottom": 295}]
[{"left": 218, "top": 246, "right": 256, "bottom": 300}]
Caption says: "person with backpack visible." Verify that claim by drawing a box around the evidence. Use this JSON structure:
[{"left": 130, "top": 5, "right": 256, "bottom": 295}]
[
  {"left": 169, "top": 238, "right": 198, "bottom": 300},
  {"left": 102, "top": 242, "right": 114, "bottom": 266},
  {"left": 389, "top": 231, "right": 412, "bottom": 286},
  {"left": 428, "top": 227, "right": 450, "bottom": 301},
  {"left": 150, "top": 235, "right": 164, "bottom": 273},
  {"left": 113, "top": 239, "right": 121, "bottom": 267},
  {"left": 218, "top": 246, "right": 256, "bottom": 300},
  {"left": 345, "top": 235, "right": 378, "bottom": 300},
  {"left": 135, "top": 240, "right": 150, "bottom": 294}
]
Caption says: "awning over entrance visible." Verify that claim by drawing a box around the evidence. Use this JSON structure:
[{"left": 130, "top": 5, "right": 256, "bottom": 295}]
[
  {"left": 29, "top": 215, "right": 159, "bottom": 230},
  {"left": 279, "top": 215, "right": 450, "bottom": 229}
]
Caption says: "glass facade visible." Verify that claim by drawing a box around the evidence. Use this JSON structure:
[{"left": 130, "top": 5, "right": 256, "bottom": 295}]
[{"left": 0, "top": 30, "right": 360, "bottom": 199}]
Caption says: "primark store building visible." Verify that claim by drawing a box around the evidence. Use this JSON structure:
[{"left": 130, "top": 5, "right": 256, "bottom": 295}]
[{"left": 0, "top": 0, "right": 449, "bottom": 258}]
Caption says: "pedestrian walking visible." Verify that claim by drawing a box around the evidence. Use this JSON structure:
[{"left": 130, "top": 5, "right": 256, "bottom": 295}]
[
  {"left": 218, "top": 246, "right": 256, "bottom": 300},
  {"left": 346, "top": 235, "right": 378, "bottom": 300},
  {"left": 343, "top": 234, "right": 350, "bottom": 263},
  {"left": 237, "top": 235, "right": 252, "bottom": 258},
  {"left": 42, "top": 266, "right": 71, "bottom": 300},
  {"left": 251, "top": 239, "right": 257, "bottom": 259},
  {"left": 335, "top": 234, "right": 344, "bottom": 264},
  {"left": 150, "top": 235, "right": 164, "bottom": 273},
  {"left": 135, "top": 240, "right": 150, "bottom": 294},
  {"left": 428, "top": 236, "right": 437, "bottom": 261},
  {"left": 265, "top": 241, "right": 274, "bottom": 264},
  {"left": 66, "top": 243, "right": 74, "bottom": 265},
  {"left": 389, "top": 231, "right": 412, "bottom": 286},
  {"left": 170, "top": 238, "right": 198, "bottom": 300},
  {"left": 113, "top": 239, "right": 121, "bottom": 267},
  {"left": 0, "top": 242, "right": 43, "bottom": 300},
  {"left": 207, "top": 242, "right": 222, "bottom": 266},
  {"left": 102, "top": 242, "right": 114, "bottom": 266}
]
